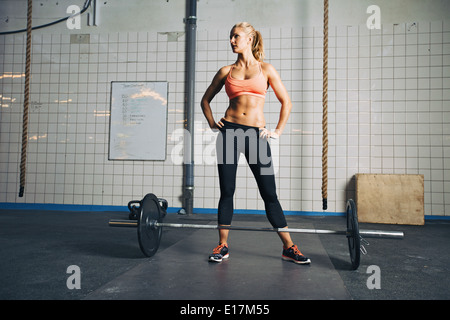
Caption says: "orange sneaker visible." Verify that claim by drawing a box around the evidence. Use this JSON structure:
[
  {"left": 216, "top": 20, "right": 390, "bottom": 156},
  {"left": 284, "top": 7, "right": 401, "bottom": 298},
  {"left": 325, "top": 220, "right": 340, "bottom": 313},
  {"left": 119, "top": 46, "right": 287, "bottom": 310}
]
[
  {"left": 208, "top": 243, "right": 229, "bottom": 262},
  {"left": 282, "top": 245, "right": 311, "bottom": 264}
]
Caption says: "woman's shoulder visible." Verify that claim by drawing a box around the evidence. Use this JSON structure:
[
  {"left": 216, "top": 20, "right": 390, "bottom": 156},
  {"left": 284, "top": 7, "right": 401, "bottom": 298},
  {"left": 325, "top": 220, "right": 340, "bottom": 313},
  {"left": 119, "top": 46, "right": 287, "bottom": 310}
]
[
  {"left": 213, "top": 65, "right": 232, "bottom": 77},
  {"left": 261, "top": 61, "right": 276, "bottom": 72},
  {"left": 218, "top": 64, "right": 233, "bottom": 74},
  {"left": 213, "top": 65, "right": 233, "bottom": 83},
  {"left": 204, "top": 65, "right": 232, "bottom": 86},
  {"left": 260, "top": 62, "right": 278, "bottom": 79}
]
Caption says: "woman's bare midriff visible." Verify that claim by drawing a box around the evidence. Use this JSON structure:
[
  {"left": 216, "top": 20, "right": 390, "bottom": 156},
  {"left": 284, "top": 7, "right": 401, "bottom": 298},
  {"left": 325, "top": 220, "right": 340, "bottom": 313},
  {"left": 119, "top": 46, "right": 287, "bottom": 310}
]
[{"left": 222, "top": 95, "right": 266, "bottom": 128}]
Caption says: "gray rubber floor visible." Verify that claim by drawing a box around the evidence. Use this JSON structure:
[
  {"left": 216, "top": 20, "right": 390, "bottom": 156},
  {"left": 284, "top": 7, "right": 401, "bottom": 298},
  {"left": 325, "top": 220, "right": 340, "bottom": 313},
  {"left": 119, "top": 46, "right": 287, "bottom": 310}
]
[
  {"left": 86, "top": 220, "right": 349, "bottom": 300},
  {"left": 1, "top": 208, "right": 449, "bottom": 301}
]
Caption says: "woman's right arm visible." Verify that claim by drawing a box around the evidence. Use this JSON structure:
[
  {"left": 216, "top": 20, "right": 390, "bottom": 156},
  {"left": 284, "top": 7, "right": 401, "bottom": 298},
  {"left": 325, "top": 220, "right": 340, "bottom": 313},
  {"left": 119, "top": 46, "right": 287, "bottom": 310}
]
[{"left": 200, "top": 67, "right": 229, "bottom": 130}]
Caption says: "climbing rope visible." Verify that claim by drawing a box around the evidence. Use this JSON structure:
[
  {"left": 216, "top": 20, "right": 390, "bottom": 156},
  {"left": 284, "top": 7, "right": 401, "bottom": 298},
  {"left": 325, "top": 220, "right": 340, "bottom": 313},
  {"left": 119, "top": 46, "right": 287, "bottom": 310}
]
[
  {"left": 19, "top": 0, "right": 32, "bottom": 197},
  {"left": 322, "top": 0, "right": 329, "bottom": 210}
]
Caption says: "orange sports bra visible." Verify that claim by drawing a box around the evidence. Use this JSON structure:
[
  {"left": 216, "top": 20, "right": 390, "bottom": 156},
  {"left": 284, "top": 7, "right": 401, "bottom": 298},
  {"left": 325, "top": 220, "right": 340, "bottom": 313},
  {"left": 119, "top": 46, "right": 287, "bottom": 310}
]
[{"left": 225, "top": 63, "right": 268, "bottom": 100}]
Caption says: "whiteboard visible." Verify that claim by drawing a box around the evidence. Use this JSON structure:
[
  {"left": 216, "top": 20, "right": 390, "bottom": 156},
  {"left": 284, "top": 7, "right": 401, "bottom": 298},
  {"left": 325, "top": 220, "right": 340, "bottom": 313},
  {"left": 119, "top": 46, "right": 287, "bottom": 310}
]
[{"left": 109, "top": 82, "right": 168, "bottom": 160}]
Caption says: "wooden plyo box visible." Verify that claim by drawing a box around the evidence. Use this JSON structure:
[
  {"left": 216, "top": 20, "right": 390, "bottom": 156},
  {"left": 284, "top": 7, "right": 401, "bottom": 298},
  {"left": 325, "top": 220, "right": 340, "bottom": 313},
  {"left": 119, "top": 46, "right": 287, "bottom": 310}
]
[{"left": 356, "top": 174, "right": 424, "bottom": 225}]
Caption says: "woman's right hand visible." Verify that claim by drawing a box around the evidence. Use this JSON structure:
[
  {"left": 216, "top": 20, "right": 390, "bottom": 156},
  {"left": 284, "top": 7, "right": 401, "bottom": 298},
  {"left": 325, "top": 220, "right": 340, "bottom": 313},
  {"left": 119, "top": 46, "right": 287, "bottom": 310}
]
[
  {"left": 216, "top": 118, "right": 225, "bottom": 129},
  {"left": 211, "top": 118, "right": 224, "bottom": 131}
]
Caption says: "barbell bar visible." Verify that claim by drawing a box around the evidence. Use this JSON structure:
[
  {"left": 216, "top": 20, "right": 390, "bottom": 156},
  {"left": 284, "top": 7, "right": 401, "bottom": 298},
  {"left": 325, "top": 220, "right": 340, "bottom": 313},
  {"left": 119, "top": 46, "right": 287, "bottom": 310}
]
[
  {"left": 108, "top": 193, "right": 404, "bottom": 270},
  {"left": 109, "top": 219, "right": 404, "bottom": 239}
]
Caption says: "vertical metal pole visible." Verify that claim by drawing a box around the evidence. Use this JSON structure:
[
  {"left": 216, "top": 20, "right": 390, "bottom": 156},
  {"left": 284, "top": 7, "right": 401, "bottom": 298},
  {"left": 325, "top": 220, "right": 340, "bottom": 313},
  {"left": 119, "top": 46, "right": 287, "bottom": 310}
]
[{"left": 183, "top": 0, "right": 197, "bottom": 215}]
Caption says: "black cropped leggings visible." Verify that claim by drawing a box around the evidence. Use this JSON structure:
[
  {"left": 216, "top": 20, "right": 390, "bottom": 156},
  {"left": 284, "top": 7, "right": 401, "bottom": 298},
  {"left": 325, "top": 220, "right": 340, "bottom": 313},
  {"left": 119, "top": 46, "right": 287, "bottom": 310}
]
[{"left": 216, "top": 120, "right": 287, "bottom": 228}]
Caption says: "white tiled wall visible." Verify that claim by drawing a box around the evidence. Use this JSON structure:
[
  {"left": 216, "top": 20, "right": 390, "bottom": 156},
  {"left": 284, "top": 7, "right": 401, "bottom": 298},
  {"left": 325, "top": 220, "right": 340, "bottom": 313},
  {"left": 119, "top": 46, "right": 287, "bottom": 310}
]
[{"left": 1, "top": 20, "right": 449, "bottom": 216}]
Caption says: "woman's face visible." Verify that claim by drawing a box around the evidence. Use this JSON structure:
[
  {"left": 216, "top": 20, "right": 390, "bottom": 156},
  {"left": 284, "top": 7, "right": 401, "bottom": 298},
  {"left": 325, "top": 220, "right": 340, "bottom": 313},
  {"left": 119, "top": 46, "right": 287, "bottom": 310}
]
[{"left": 230, "top": 27, "right": 251, "bottom": 54}]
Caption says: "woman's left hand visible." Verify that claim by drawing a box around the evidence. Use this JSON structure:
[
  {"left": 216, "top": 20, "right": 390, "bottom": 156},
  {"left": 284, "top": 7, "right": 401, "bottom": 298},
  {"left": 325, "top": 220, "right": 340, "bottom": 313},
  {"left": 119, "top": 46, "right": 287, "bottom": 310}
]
[{"left": 259, "top": 128, "right": 280, "bottom": 140}]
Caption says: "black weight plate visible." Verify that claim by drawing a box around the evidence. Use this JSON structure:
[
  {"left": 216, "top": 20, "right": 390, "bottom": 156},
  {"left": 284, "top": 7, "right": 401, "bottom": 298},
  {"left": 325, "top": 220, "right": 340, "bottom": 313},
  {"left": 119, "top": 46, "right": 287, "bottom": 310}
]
[
  {"left": 138, "top": 193, "right": 163, "bottom": 257},
  {"left": 346, "top": 199, "right": 360, "bottom": 270}
]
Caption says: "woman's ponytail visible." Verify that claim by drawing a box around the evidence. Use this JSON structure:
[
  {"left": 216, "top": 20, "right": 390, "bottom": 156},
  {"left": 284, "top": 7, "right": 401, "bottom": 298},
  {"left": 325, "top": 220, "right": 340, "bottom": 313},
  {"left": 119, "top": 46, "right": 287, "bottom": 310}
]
[{"left": 252, "top": 30, "right": 265, "bottom": 62}]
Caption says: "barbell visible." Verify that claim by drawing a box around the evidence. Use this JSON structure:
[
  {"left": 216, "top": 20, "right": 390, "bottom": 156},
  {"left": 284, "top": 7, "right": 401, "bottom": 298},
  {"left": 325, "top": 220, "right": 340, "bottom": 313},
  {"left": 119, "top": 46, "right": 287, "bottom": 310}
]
[{"left": 109, "top": 193, "right": 404, "bottom": 270}]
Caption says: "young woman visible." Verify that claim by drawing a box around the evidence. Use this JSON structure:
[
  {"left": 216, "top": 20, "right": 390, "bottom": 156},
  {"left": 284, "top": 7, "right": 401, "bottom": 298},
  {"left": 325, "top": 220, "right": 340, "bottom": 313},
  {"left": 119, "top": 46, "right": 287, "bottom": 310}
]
[{"left": 201, "top": 22, "right": 310, "bottom": 265}]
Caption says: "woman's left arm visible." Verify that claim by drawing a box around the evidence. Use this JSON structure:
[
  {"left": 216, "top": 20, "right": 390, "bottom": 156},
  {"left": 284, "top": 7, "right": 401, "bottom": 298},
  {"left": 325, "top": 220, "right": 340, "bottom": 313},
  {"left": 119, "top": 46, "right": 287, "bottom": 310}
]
[{"left": 264, "top": 63, "right": 292, "bottom": 138}]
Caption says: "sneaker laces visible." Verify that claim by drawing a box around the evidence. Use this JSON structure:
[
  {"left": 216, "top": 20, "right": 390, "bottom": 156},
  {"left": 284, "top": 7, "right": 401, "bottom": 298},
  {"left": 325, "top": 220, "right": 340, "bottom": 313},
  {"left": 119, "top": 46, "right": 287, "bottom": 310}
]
[
  {"left": 212, "top": 244, "right": 226, "bottom": 254},
  {"left": 291, "top": 245, "right": 303, "bottom": 256}
]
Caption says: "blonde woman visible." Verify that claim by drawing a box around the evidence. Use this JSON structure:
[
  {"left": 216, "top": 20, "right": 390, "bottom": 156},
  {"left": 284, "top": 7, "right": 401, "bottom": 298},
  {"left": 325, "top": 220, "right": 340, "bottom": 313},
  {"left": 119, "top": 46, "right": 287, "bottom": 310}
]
[{"left": 201, "top": 22, "right": 310, "bottom": 265}]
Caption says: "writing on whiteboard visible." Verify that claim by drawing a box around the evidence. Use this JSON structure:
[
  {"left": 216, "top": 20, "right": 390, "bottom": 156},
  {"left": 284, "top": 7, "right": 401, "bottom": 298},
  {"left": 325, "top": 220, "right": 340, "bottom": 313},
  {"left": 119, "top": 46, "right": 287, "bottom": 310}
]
[{"left": 109, "top": 82, "right": 168, "bottom": 160}]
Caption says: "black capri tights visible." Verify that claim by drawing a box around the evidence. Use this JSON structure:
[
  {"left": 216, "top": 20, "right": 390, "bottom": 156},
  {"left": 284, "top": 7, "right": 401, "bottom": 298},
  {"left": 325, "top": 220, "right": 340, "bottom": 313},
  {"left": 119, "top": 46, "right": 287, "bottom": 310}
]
[{"left": 216, "top": 120, "right": 287, "bottom": 228}]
